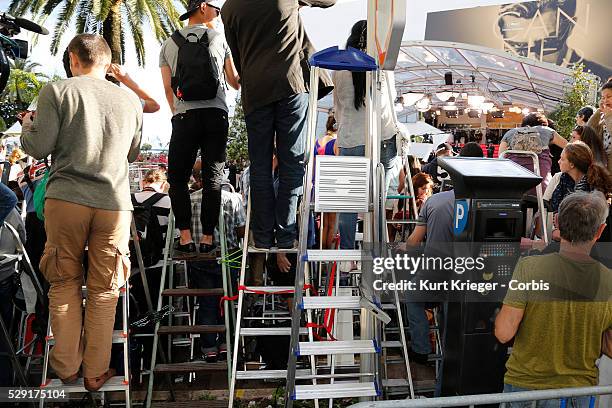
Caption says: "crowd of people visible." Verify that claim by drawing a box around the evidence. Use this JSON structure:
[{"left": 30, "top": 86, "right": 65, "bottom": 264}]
[{"left": 0, "top": 0, "right": 609, "bottom": 405}]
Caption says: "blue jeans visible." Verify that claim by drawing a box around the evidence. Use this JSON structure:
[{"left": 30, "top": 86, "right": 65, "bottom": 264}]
[
  {"left": 338, "top": 137, "right": 399, "bottom": 249},
  {"left": 245, "top": 93, "right": 308, "bottom": 248},
  {"left": 406, "top": 302, "right": 431, "bottom": 355},
  {"left": 0, "top": 183, "right": 17, "bottom": 226},
  {"left": 503, "top": 384, "right": 594, "bottom": 408}
]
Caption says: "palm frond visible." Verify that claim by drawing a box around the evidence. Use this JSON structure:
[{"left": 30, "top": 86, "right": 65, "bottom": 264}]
[
  {"left": 42, "top": 0, "right": 65, "bottom": 15},
  {"left": 8, "top": 0, "right": 36, "bottom": 16},
  {"left": 75, "top": 0, "right": 93, "bottom": 33},
  {"left": 96, "top": 0, "right": 114, "bottom": 22},
  {"left": 30, "top": 0, "right": 51, "bottom": 14},
  {"left": 123, "top": 0, "right": 145, "bottom": 66},
  {"left": 50, "top": 1, "right": 79, "bottom": 56},
  {"left": 143, "top": 0, "right": 165, "bottom": 40}
]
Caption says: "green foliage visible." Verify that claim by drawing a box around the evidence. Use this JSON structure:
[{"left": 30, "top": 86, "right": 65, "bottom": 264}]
[
  {"left": 141, "top": 143, "right": 153, "bottom": 152},
  {"left": 549, "top": 63, "right": 599, "bottom": 140},
  {"left": 9, "top": 0, "right": 183, "bottom": 66},
  {"left": 226, "top": 96, "right": 249, "bottom": 167},
  {"left": 0, "top": 62, "right": 49, "bottom": 131}
]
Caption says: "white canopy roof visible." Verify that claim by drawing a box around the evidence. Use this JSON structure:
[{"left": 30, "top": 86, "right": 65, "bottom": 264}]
[
  {"left": 394, "top": 40, "right": 599, "bottom": 114},
  {"left": 2, "top": 121, "right": 22, "bottom": 137}
]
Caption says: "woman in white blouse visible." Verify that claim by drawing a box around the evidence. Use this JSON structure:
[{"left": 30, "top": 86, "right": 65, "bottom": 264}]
[{"left": 333, "top": 20, "right": 401, "bottom": 253}]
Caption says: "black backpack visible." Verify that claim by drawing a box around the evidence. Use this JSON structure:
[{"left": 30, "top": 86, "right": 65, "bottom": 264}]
[
  {"left": 170, "top": 30, "right": 219, "bottom": 101},
  {"left": 130, "top": 193, "right": 166, "bottom": 268}
]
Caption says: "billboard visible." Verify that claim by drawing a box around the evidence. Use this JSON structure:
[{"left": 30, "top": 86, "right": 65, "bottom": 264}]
[{"left": 425, "top": 0, "right": 612, "bottom": 82}]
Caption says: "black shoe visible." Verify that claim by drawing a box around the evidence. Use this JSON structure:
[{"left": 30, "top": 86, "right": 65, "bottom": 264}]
[
  {"left": 408, "top": 348, "right": 429, "bottom": 365},
  {"left": 174, "top": 241, "right": 196, "bottom": 257},
  {"left": 199, "top": 243, "right": 217, "bottom": 255},
  {"left": 204, "top": 351, "right": 218, "bottom": 363}
]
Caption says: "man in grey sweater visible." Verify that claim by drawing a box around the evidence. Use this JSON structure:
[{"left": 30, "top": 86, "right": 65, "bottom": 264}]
[{"left": 20, "top": 34, "right": 142, "bottom": 391}]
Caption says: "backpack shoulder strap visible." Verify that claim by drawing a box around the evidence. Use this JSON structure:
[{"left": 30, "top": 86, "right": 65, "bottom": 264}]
[
  {"left": 141, "top": 192, "right": 166, "bottom": 208},
  {"left": 198, "top": 31, "right": 210, "bottom": 46},
  {"left": 171, "top": 31, "right": 187, "bottom": 47},
  {"left": 131, "top": 193, "right": 140, "bottom": 207}
]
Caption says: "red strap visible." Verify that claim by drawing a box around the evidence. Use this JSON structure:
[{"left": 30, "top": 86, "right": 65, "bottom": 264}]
[{"left": 219, "top": 284, "right": 315, "bottom": 315}]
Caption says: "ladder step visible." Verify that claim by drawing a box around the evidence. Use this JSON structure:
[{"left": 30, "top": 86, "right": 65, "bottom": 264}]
[
  {"left": 153, "top": 401, "right": 228, "bottom": 408},
  {"left": 296, "top": 340, "right": 380, "bottom": 356},
  {"left": 171, "top": 252, "right": 220, "bottom": 261},
  {"left": 235, "top": 368, "right": 311, "bottom": 380},
  {"left": 172, "top": 339, "right": 194, "bottom": 346},
  {"left": 304, "top": 249, "right": 370, "bottom": 262},
  {"left": 240, "top": 327, "right": 308, "bottom": 336},
  {"left": 300, "top": 296, "right": 361, "bottom": 310},
  {"left": 41, "top": 376, "right": 128, "bottom": 392},
  {"left": 382, "top": 378, "right": 410, "bottom": 387},
  {"left": 242, "top": 286, "right": 295, "bottom": 293},
  {"left": 381, "top": 341, "right": 402, "bottom": 348},
  {"left": 248, "top": 246, "right": 299, "bottom": 254},
  {"left": 292, "top": 382, "right": 379, "bottom": 400},
  {"left": 162, "top": 288, "right": 224, "bottom": 297},
  {"left": 47, "top": 330, "right": 127, "bottom": 345},
  {"left": 157, "top": 325, "right": 225, "bottom": 335},
  {"left": 154, "top": 361, "right": 227, "bottom": 374},
  {"left": 172, "top": 311, "right": 192, "bottom": 318}
]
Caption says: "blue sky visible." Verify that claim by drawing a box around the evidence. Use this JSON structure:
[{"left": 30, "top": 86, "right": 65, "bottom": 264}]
[{"left": 1, "top": 0, "right": 510, "bottom": 147}]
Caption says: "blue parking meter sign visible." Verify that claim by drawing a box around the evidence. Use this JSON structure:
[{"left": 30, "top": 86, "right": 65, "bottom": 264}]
[{"left": 454, "top": 200, "right": 469, "bottom": 235}]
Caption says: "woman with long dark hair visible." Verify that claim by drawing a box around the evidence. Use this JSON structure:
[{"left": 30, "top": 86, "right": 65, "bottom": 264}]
[
  {"left": 333, "top": 20, "right": 400, "bottom": 255},
  {"left": 550, "top": 142, "right": 612, "bottom": 212}
]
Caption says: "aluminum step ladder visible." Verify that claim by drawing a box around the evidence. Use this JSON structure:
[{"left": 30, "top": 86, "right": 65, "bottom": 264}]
[
  {"left": 38, "top": 283, "right": 130, "bottom": 407},
  {"left": 226, "top": 187, "right": 319, "bottom": 408},
  {"left": 145, "top": 208, "right": 234, "bottom": 407},
  {"left": 498, "top": 150, "right": 549, "bottom": 244},
  {"left": 284, "top": 46, "right": 389, "bottom": 407},
  {"left": 0, "top": 222, "right": 46, "bottom": 390}
]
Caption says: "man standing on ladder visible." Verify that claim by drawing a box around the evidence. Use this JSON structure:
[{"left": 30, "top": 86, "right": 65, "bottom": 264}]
[
  {"left": 159, "top": 0, "right": 240, "bottom": 257},
  {"left": 221, "top": 0, "right": 336, "bottom": 271},
  {"left": 20, "top": 34, "right": 143, "bottom": 391}
]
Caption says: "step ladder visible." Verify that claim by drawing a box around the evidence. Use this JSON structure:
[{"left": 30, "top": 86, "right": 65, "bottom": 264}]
[
  {"left": 0, "top": 222, "right": 46, "bottom": 388},
  {"left": 145, "top": 208, "right": 234, "bottom": 408},
  {"left": 227, "top": 188, "right": 319, "bottom": 408},
  {"left": 283, "top": 46, "right": 399, "bottom": 407},
  {"left": 498, "top": 150, "right": 549, "bottom": 244},
  {"left": 39, "top": 282, "right": 130, "bottom": 407}
]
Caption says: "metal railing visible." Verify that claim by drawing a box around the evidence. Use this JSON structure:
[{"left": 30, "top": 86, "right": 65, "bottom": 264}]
[{"left": 349, "top": 385, "right": 612, "bottom": 407}]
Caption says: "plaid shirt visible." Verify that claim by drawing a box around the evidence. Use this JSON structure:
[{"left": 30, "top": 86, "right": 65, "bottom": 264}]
[{"left": 190, "top": 189, "right": 246, "bottom": 249}]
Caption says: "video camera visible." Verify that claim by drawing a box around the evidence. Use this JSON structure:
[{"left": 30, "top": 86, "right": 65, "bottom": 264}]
[{"left": 0, "top": 11, "right": 48, "bottom": 93}]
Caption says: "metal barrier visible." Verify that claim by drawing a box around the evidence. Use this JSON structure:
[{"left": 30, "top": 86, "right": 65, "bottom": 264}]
[{"left": 349, "top": 385, "right": 612, "bottom": 408}]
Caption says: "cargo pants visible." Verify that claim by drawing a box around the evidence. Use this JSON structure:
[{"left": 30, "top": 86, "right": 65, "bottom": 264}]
[{"left": 41, "top": 198, "right": 131, "bottom": 379}]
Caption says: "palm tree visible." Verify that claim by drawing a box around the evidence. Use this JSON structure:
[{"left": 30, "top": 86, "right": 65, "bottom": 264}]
[
  {"left": 8, "top": 0, "right": 184, "bottom": 66},
  {"left": 9, "top": 57, "right": 42, "bottom": 73}
]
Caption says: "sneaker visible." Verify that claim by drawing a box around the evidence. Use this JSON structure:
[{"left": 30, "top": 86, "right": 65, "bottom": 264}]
[
  {"left": 174, "top": 241, "right": 196, "bottom": 257},
  {"left": 199, "top": 243, "right": 217, "bottom": 255},
  {"left": 204, "top": 351, "right": 218, "bottom": 363},
  {"left": 408, "top": 348, "right": 429, "bottom": 365}
]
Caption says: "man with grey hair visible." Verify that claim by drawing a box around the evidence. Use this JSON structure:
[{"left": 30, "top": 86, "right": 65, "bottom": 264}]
[{"left": 495, "top": 191, "right": 612, "bottom": 407}]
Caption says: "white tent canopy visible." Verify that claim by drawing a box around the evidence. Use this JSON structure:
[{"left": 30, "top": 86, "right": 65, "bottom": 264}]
[
  {"left": 2, "top": 121, "right": 22, "bottom": 137},
  {"left": 394, "top": 40, "right": 599, "bottom": 115}
]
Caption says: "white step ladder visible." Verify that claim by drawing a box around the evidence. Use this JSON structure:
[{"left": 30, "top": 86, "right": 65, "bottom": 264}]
[
  {"left": 284, "top": 46, "right": 392, "bottom": 407},
  {"left": 39, "top": 283, "right": 130, "bottom": 407}
]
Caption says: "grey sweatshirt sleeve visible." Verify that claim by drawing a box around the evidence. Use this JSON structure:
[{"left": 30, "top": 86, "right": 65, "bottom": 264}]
[
  {"left": 127, "top": 108, "right": 143, "bottom": 163},
  {"left": 20, "top": 84, "right": 59, "bottom": 160}
]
